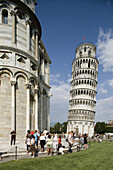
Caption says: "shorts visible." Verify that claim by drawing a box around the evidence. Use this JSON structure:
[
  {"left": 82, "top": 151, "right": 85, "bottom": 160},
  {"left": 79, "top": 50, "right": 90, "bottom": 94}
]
[
  {"left": 30, "top": 144, "right": 35, "bottom": 152},
  {"left": 46, "top": 143, "right": 53, "bottom": 149}
]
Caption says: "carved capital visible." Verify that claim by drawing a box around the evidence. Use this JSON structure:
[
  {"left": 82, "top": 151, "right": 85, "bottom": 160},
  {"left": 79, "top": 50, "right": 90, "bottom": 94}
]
[
  {"left": 34, "top": 29, "right": 39, "bottom": 36},
  {"left": 34, "top": 86, "right": 40, "bottom": 94},
  {"left": 25, "top": 20, "right": 31, "bottom": 25},
  {"left": 10, "top": 78, "right": 16, "bottom": 86},
  {"left": 10, "top": 10, "right": 16, "bottom": 16},
  {"left": 25, "top": 83, "right": 31, "bottom": 89}
]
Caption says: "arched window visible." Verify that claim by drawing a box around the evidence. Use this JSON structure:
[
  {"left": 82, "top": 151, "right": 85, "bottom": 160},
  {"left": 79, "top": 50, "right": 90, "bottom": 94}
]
[
  {"left": 84, "top": 47, "right": 86, "bottom": 52},
  {"left": 2, "top": 9, "right": 8, "bottom": 24}
]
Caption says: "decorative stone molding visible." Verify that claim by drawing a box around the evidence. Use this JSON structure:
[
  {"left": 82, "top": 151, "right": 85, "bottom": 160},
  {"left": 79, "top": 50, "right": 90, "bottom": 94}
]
[{"left": 10, "top": 78, "right": 16, "bottom": 85}]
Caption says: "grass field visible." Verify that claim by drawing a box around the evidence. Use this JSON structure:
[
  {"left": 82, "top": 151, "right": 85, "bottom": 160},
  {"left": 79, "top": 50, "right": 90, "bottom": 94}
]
[{"left": 0, "top": 141, "right": 113, "bottom": 170}]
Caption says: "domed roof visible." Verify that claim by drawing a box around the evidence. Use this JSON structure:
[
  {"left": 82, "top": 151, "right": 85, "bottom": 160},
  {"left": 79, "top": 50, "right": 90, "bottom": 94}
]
[{"left": 20, "top": 0, "right": 37, "bottom": 12}]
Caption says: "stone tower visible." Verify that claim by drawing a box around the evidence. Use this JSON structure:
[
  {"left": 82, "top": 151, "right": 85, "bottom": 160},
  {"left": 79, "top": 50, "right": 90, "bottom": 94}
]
[
  {"left": 0, "top": 0, "right": 51, "bottom": 143},
  {"left": 67, "top": 42, "right": 99, "bottom": 137}
]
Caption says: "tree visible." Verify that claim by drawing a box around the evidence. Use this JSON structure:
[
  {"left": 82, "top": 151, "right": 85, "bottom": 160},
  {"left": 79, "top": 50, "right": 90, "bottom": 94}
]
[
  {"left": 54, "top": 122, "right": 61, "bottom": 133},
  {"left": 94, "top": 122, "right": 105, "bottom": 134},
  {"left": 61, "top": 122, "right": 68, "bottom": 133}
]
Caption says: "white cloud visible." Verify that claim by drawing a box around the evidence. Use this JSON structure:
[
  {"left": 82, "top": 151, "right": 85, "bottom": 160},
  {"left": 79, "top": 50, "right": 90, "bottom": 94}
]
[
  {"left": 98, "top": 83, "right": 107, "bottom": 94},
  {"left": 50, "top": 79, "right": 70, "bottom": 123},
  {"left": 96, "top": 28, "right": 113, "bottom": 72},
  {"left": 67, "top": 74, "right": 71, "bottom": 83},
  {"left": 108, "top": 79, "right": 113, "bottom": 88},
  {"left": 50, "top": 73, "right": 64, "bottom": 84},
  {"left": 96, "top": 96, "right": 113, "bottom": 123}
]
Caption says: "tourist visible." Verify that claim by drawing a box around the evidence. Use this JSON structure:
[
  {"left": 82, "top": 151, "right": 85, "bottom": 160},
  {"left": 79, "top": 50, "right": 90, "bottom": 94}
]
[
  {"left": 58, "top": 135, "right": 62, "bottom": 151},
  {"left": 30, "top": 135, "right": 35, "bottom": 158},
  {"left": 84, "top": 133, "right": 88, "bottom": 149},
  {"left": 80, "top": 134, "right": 84, "bottom": 149},
  {"left": 26, "top": 130, "right": 31, "bottom": 138},
  {"left": 66, "top": 138, "right": 73, "bottom": 153},
  {"left": 30, "top": 130, "right": 34, "bottom": 135},
  {"left": 26, "top": 135, "right": 31, "bottom": 154},
  {"left": 40, "top": 133, "right": 46, "bottom": 152},
  {"left": 10, "top": 130, "right": 16, "bottom": 145},
  {"left": 53, "top": 133, "right": 58, "bottom": 151},
  {"left": 46, "top": 134, "right": 53, "bottom": 156},
  {"left": 34, "top": 130, "right": 40, "bottom": 151},
  {"left": 43, "top": 128, "right": 48, "bottom": 137},
  {"left": 59, "top": 146, "right": 65, "bottom": 155}
]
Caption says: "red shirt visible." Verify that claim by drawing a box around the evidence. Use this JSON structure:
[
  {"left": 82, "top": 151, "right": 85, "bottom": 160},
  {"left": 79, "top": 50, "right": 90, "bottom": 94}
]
[
  {"left": 31, "top": 131, "right": 34, "bottom": 135},
  {"left": 58, "top": 138, "right": 61, "bottom": 144}
]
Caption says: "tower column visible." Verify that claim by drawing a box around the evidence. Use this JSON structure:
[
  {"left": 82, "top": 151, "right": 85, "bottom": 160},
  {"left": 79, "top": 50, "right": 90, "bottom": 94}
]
[
  {"left": 35, "top": 31, "right": 39, "bottom": 60},
  {"left": 10, "top": 11, "right": 16, "bottom": 44},
  {"left": 10, "top": 78, "right": 16, "bottom": 131},
  {"left": 26, "top": 83, "right": 31, "bottom": 132},
  {"left": 26, "top": 20, "right": 31, "bottom": 51},
  {"left": 34, "top": 86, "right": 39, "bottom": 130}
]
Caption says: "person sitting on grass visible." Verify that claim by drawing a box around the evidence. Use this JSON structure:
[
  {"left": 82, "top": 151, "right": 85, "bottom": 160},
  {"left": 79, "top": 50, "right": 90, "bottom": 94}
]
[{"left": 46, "top": 134, "right": 53, "bottom": 156}]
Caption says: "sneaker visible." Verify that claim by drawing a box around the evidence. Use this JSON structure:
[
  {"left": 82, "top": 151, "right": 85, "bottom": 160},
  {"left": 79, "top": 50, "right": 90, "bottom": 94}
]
[{"left": 32, "top": 156, "right": 35, "bottom": 158}]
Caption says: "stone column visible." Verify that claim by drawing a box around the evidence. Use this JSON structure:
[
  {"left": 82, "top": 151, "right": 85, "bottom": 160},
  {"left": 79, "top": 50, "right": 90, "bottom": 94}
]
[
  {"left": 0, "top": 11, "right": 2, "bottom": 23},
  {"left": 41, "top": 58, "right": 45, "bottom": 80},
  {"left": 34, "top": 86, "right": 39, "bottom": 130},
  {"left": 11, "top": 78, "right": 16, "bottom": 131},
  {"left": 47, "top": 63, "right": 50, "bottom": 85},
  {"left": 26, "top": 20, "right": 31, "bottom": 51},
  {"left": 26, "top": 83, "right": 31, "bottom": 132},
  {"left": 35, "top": 31, "right": 39, "bottom": 60},
  {"left": 10, "top": 11, "right": 16, "bottom": 44},
  {"left": 47, "top": 95, "right": 50, "bottom": 132},
  {"left": 40, "top": 89, "right": 43, "bottom": 132}
]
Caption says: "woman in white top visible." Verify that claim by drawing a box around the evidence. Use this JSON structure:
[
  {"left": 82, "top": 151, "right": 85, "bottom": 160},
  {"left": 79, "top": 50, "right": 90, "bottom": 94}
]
[
  {"left": 46, "top": 134, "right": 53, "bottom": 156},
  {"left": 40, "top": 133, "right": 46, "bottom": 152},
  {"left": 26, "top": 135, "right": 30, "bottom": 154}
]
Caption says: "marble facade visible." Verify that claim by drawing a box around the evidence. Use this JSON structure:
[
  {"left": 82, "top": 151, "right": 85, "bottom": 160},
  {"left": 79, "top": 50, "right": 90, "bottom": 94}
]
[{"left": 0, "top": 0, "right": 51, "bottom": 142}]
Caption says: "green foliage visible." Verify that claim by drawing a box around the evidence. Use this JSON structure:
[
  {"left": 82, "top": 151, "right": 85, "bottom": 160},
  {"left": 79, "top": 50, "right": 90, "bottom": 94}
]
[
  {"left": 61, "top": 122, "right": 68, "bottom": 133},
  {"left": 105, "top": 127, "right": 113, "bottom": 133},
  {"left": 50, "top": 121, "right": 68, "bottom": 133},
  {"left": 94, "top": 122, "right": 105, "bottom": 134},
  {"left": 54, "top": 122, "right": 61, "bottom": 133}
]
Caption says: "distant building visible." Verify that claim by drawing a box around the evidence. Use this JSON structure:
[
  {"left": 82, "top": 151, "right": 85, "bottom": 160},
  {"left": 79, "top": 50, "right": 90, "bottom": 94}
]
[
  {"left": 0, "top": 0, "right": 51, "bottom": 143},
  {"left": 67, "top": 42, "right": 99, "bottom": 137},
  {"left": 108, "top": 120, "right": 113, "bottom": 126}
]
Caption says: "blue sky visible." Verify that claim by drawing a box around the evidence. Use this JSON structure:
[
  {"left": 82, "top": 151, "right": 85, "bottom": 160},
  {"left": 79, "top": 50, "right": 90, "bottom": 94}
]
[{"left": 36, "top": 0, "right": 113, "bottom": 124}]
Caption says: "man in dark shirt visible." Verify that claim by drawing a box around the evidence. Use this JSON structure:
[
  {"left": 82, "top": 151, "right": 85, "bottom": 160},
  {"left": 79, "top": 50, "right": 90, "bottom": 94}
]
[{"left": 10, "top": 130, "right": 16, "bottom": 145}]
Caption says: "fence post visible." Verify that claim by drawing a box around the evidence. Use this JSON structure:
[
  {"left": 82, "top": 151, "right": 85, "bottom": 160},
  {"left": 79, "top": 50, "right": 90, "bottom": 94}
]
[{"left": 15, "top": 146, "right": 17, "bottom": 160}]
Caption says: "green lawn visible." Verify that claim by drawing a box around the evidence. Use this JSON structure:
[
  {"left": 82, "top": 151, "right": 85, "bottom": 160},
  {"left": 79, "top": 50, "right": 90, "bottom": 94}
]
[{"left": 0, "top": 142, "right": 113, "bottom": 170}]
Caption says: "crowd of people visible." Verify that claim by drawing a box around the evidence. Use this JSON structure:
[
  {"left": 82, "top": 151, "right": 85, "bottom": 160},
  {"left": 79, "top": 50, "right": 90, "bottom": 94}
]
[{"left": 25, "top": 130, "right": 88, "bottom": 158}]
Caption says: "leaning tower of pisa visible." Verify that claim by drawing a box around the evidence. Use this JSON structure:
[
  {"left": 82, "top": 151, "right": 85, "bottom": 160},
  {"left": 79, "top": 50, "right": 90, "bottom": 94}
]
[
  {"left": 67, "top": 42, "right": 99, "bottom": 137},
  {"left": 0, "top": 0, "right": 51, "bottom": 143}
]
